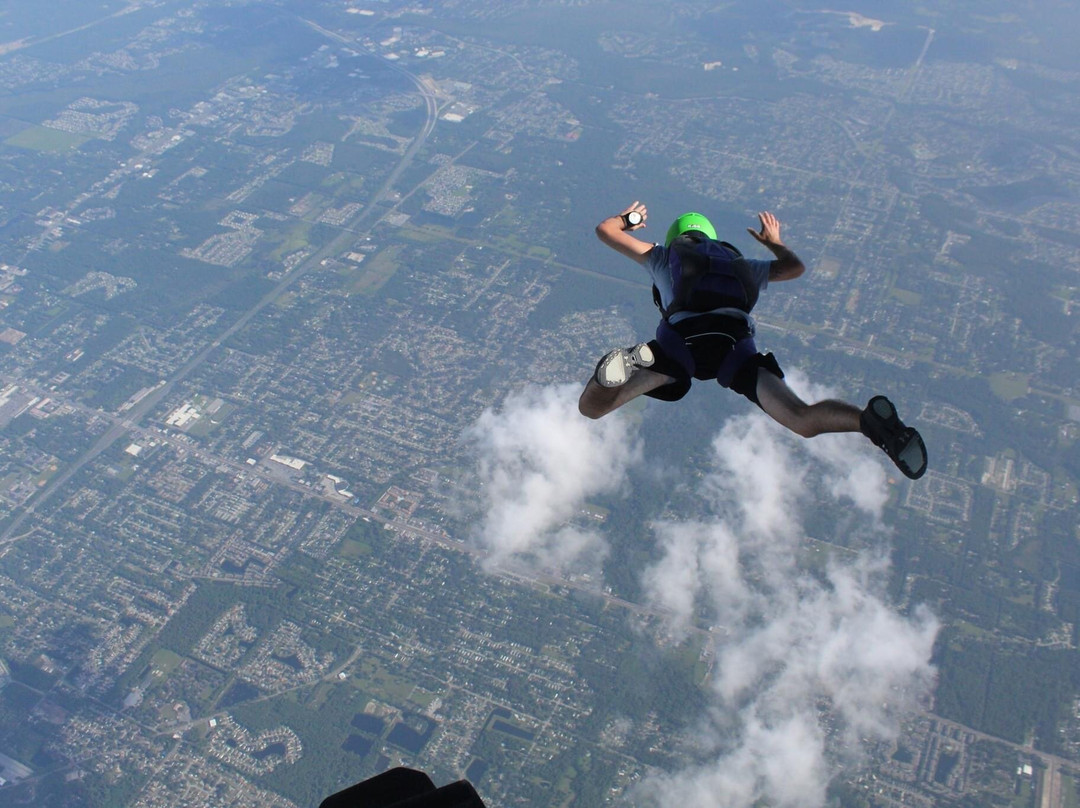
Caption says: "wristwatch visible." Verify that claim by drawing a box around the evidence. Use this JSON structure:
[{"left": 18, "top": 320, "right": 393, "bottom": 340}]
[{"left": 622, "top": 210, "right": 643, "bottom": 228}]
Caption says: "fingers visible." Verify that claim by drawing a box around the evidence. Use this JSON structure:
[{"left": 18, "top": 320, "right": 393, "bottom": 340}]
[
  {"left": 754, "top": 210, "right": 781, "bottom": 240},
  {"left": 619, "top": 200, "right": 648, "bottom": 230}
]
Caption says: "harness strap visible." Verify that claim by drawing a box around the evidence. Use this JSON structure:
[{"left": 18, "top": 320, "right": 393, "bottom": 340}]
[
  {"left": 714, "top": 335, "right": 759, "bottom": 389},
  {"left": 660, "top": 235, "right": 758, "bottom": 321},
  {"left": 655, "top": 314, "right": 756, "bottom": 383},
  {"left": 655, "top": 319, "right": 696, "bottom": 378}
]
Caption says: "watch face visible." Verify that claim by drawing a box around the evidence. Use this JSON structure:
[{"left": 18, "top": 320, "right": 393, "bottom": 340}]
[{"left": 626, "top": 211, "right": 642, "bottom": 226}]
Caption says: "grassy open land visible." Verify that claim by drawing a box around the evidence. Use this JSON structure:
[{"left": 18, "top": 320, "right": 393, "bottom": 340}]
[
  {"left": 5, "top": 125, "right": 91, "bottom": 152},
  {"left": 186, "top": 401, "right": 234, "bottom": 438},
  {"left": 34, "top": 460, "right": 61, "bottom": 488},
  {"left": 1062, "top": 773, "right": 1080, "bottom": 808},
  {"left": 989, "top": 372, "right": 1030, "bottom": 402},
  {"left": 150, "top": 648, "right": 184, "bottom": 677},
  {"left": 340, "top": 372, "right": 385, "bottom": 400},
  {"left": 890, "top": 287, "right": 922, "bottom": 305},
  {"left": 339, "top": 517, "right": 390, "bottom": 560},
  {"left": 405, "top": 686, "right": 437, "bottom": 710},
  {"left": 342, "top": 245, "right": 401, "bottom": 295},
  {"left": 273, "top": 291, "right": 298, "bottom": 309},
  {"left": 401, "top": 225, "right": 454, "bottom": 244},
  {"left": 321, "top": 171, "right": 347, "bottom": 189},
  {"left": 269, "top": 222, "right": 312, "bottom": 263},
  {"left": 1051, "top": 286, "right": 1076, "bottom": 315},
  {"left": 0, "top": 473, "right": 18, "bottom": 495},
  {"left": 338, "top": 538, "right": 373, "bottom": 559},
  {"left": 351, "top": 667, "right": 410, "bottom": 708},
  {"left": 949, "top": 619, "right": 997, "bottom": 642},
  {"left": 674, "top": 636, "right": 710, "bottom": 686},
  {"left": 347, "top": 659, "right": 436, "bottom": 711},
  {"left": 111, "top": 457, "right": 139, "bottom": 483},
  {"left": 799, "top": 539, "right": 858, "bottom": 577}
]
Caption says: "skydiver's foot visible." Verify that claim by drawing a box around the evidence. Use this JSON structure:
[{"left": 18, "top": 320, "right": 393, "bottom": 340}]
[
  {"left": 860, "top": 395, "right": 928, "bottom": 480},
  {"left": 594, "top": 343, "right": 655, "bottom": 388}
]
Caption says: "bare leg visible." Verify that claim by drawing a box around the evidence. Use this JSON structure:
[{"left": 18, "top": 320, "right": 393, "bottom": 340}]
[
  {"left": 755, "top": 369, "right": 861, "bottom": 438},
  {"left": 579, "top": 368, "right": 675, "bottom": 419}
]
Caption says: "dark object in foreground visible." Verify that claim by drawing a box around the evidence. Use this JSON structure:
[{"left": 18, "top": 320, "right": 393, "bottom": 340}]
[
  {"left": 320, "top": 768, "right": 487, "bottom": 808},
  {"left": 860, "top": 395, "right": 928, "bottom": 480}
]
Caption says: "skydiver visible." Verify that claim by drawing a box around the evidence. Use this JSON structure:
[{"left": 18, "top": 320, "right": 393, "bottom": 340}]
[{"left": 578, "top": 202, "right": 927, "bottom": 480}]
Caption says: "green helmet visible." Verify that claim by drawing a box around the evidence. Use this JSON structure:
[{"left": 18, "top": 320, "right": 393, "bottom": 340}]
[{"left": 665, "top": 212, "right": 717, "bottom": 247}]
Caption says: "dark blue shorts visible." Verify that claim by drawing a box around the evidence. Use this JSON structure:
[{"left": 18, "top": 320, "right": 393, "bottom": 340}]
[{"left": 644, "top": 314, "right": 784, "bottom": 408}]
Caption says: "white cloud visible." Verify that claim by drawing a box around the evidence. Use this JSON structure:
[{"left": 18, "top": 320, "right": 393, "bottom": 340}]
[
  {"left": 637, "top": 407, "right": 938, "bottom": 808},
  {"left": 464, "top": 384, "right": 641, "bottom": 573},
  {"left": 636, "top": 711, "right": 828, "bottom": 808},
  {"left": 787, "top": 368, "right": 889, "bottom": 517},
  {"left": 464, "top": 376, "right": 935, "bottom": 807}
]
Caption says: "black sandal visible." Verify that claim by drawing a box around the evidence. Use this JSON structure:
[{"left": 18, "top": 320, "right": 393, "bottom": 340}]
[{"left": 860, "top": 396, "right": 928, "bottom": 480}]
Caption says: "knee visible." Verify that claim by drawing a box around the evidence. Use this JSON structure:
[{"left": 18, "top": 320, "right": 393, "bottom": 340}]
[
  {"left": 578, "top": 395, "right": 605, "bottom": 420},
  {"left": 579, "top": 403, "right": 597, "bottom": 419}
]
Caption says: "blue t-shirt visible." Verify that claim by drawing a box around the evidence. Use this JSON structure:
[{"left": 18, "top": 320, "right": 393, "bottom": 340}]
[{"left": 644, "top": 244, "right": 772, "bottom": 330}]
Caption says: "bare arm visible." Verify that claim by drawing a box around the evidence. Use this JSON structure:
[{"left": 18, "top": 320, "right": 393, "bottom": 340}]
[
  {"left": 596, "top": 200, "right": 654, "bottom": 266},
  {"left": 747, "top": 210, "right": 805, "bottom": 282}
]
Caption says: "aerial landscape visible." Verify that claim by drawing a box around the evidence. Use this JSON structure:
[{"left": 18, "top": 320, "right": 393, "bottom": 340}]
[{"left": 0, "top": 1, "right": 1078, "bottom": 806}]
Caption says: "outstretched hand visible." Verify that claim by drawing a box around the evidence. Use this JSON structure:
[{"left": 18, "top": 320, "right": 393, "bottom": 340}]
[
  {"left": 596, "top": 200, "right": 654, "bottom": 265},
  {"left": 747, "top": 210, "right": 783, "bottom": 247},
  {"left": 620, "top": 200, "right": 647, "bottom": 231}
]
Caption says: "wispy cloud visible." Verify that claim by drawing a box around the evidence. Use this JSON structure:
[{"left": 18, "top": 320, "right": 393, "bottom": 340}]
[
  {"left": 464, "top": 384, "right": 642, "bottom": 573},
  {"left": 638, "top": 390, "right": 937, "bottom": 808}
]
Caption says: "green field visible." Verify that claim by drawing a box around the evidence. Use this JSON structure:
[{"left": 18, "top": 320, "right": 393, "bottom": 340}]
[
  {"left": 342, "top": 245, "right": 401, "bottom": 295},
  {"left": 674, "top": 636, "right": 711, "bottom": 686},
  {"left": 186, "top": 401, "right": 234, "bottom": 438},
  {"left": 989, "top": 372, "right": 1030, "bottom": 402},
  {"left": 338, "top": 538, "right": 373, "bottom": 559},
  {"left": 269, "top": 221, "right": 313, "bottom": 263},
  {"left": 1062, "top": 773, "right": 1080, "bottom": 808},
  {"left": 34, "top": 460, "right": 60, "bottom": 487},
  {"left": 150, "top": 648, "right": 184, "bottom": 677},
  {"left": 273, "top": 291, "right": 298, "bottom": 309},
  {"left": 5, "top": 125, "right": 91, "bottom": 152},
  {"left": 401, "top": 225, "right": 454, "bottom": 244},
  {"left": 351, "top": 658, "right": 430, "bottom": 708},
  {"left": 890, "top": 287, "right": 922, "bottom": 305}
]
